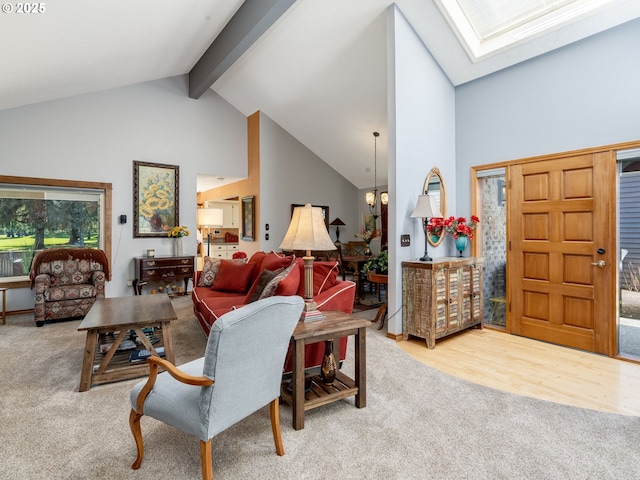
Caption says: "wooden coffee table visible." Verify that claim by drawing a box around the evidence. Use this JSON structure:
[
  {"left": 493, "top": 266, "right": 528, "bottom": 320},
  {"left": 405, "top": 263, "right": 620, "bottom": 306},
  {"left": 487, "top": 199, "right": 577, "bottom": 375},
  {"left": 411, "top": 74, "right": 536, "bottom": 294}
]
[
  {"left": 280, "top": 311, "right": 371, "bottom": 430},
  {"left": 77, "top": 295, "right": 177, "bottom": 392}
]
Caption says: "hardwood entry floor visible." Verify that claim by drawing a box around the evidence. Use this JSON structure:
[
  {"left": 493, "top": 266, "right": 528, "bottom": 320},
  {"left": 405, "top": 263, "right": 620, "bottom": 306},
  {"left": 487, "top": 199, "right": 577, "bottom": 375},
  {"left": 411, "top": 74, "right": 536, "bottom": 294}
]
[{"left": 398, "top": 328, "right": 640, "bottom": 417}]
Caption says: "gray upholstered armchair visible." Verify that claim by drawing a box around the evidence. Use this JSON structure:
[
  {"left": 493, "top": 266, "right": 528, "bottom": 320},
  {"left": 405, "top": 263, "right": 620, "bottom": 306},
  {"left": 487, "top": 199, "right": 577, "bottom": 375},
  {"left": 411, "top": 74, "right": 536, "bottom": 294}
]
[{"left": 129, "top": 295, "right": 304, "bottom": 480}]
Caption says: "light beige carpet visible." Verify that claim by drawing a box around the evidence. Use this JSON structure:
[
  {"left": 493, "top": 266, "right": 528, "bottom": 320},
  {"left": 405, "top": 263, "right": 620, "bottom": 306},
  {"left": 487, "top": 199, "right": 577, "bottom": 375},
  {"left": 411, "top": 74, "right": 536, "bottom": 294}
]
[{"left": 2, "top": 296, "right": 640, "bottom": 479}]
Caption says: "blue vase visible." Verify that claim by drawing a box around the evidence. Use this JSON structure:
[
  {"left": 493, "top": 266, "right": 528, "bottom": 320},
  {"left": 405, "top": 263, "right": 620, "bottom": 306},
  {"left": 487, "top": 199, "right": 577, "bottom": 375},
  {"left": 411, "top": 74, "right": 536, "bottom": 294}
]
[{"left": 455, "top": 236, "right": 468, "bottom": 257}]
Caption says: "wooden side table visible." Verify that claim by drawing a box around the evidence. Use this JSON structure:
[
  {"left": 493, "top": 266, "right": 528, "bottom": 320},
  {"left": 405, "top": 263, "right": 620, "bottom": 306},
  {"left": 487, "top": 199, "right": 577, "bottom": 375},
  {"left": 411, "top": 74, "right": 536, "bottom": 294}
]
[{"left": 280, "top": 311, "right": 371, "bottom": 430}]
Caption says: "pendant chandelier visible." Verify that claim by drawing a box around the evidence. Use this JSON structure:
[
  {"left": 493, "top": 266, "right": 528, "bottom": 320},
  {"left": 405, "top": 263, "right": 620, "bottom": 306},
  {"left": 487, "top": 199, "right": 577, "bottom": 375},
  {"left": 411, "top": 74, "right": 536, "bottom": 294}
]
[{"left": 365, "top": 131, "right": 387, "bottom": 218}]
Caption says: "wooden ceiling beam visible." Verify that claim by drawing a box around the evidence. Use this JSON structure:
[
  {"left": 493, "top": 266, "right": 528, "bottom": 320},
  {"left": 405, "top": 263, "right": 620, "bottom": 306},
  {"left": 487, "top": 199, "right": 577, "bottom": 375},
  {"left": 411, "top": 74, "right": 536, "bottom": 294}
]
[{"left": 189, "top": 0, "right": 296, "bottom": 99}]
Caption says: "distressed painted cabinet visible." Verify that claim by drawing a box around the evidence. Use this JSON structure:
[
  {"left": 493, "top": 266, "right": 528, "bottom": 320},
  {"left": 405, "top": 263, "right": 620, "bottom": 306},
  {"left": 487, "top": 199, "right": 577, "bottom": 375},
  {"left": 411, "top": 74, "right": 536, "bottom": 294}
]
[{"left": 402, "top": 257, "right": 484, "bottom": 349}]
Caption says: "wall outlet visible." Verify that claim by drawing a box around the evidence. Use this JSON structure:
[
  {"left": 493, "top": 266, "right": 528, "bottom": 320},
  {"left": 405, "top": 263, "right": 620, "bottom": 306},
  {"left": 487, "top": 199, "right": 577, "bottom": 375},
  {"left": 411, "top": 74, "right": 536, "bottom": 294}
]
[
  {"left": 127, "top": 279, "right": 133, "bottom": 287},
  {"left": 401, "top": 234, "right": 411, "bottom": 247}
]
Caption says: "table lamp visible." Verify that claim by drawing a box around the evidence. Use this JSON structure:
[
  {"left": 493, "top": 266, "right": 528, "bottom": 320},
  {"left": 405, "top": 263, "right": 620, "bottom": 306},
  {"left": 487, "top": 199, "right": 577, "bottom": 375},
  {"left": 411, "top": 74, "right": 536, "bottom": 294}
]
[
  {"left": 196, "top": 208, "right": 223, "bottom": 256},
  {"left": 410, "top": 194, "right": 441, "bottom": 262},
  {"left": 280, "top": 204, "right": 336, "bottom": 321},
  {"left": 329, "top": 217, "right": 346, "bottom": 243}
]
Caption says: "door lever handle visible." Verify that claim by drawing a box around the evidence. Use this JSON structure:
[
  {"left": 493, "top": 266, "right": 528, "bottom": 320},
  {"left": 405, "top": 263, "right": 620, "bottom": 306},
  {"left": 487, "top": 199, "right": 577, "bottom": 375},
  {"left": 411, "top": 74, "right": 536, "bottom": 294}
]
[{"left": 591, "top": 260, "right": 606, "bottom": 268}]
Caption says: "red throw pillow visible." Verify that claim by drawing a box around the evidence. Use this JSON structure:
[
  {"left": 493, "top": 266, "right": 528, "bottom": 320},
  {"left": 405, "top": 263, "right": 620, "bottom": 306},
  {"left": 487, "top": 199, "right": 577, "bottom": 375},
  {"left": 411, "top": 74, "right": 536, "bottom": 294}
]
[
  {"left": 295, "top": 260, "right": 339, "bottom": 297},
  {"left": 261, "top": 251, "right": 294, "bottom": 272},
  {"left": 275, "top": 259, "right": 301, "bottom": 296},
  {"left": 211, "top": 261, "right": 255, "bottom": 294},
  {"left": 248, "top": 251, "right": 267, "bottom": 271},
  {"left": 312, "top": 261, "right": 339, "bottom": 295}
]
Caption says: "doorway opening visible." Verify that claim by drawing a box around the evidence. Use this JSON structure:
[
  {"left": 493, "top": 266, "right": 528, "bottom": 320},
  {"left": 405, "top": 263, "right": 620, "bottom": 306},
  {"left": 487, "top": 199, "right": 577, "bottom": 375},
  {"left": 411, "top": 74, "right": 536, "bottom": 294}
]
[
  {"left": 617, "top": 148, "right": 640, "bottom": 360},
  {"left": 477, "top": 168, "right": 507, "bottom": 329}
]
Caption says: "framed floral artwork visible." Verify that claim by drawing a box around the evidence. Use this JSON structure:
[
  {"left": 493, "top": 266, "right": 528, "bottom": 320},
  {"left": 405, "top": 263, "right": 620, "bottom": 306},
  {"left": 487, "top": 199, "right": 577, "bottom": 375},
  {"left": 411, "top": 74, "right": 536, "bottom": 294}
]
[{"left": 133, "top": 160, "right": 179, "bottom": 237}]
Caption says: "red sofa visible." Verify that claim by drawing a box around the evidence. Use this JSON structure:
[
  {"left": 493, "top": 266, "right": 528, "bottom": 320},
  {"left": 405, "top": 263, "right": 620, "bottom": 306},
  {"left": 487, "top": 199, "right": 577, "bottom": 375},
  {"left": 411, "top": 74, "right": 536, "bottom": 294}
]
[{"left": 191, "top": 251, "right": 356, "bottom": 372}]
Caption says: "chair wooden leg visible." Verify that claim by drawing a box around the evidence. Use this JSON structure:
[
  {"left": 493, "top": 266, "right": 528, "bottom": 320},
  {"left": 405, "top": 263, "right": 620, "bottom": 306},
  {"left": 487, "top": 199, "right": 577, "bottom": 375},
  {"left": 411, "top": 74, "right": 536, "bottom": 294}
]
[
  {"left": 270, "top": 398, "right": 285, "bottom": 456},
  {"left": 200, "top": 440, "right": 213, "bottom": 480},
  {"left": 129, "top": 409, "right": 144, "bottom": 470}
]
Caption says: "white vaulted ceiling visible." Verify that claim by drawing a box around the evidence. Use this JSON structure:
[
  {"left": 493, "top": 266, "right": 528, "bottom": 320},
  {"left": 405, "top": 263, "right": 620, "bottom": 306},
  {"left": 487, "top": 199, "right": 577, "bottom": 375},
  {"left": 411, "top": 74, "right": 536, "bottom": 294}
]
[{"left": 1, "top": 0, "right": 639, "bottom": 189}]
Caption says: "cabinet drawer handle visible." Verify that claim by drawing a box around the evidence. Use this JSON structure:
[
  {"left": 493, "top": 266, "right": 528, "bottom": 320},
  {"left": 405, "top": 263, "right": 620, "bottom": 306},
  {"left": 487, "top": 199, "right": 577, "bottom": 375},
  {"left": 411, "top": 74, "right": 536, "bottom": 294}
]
[
  {"left": 180, "top": 259, "right": 190, "bottom": 264},
  {"left": 146, "top": 261, "right": 156, "bottom": 267}
]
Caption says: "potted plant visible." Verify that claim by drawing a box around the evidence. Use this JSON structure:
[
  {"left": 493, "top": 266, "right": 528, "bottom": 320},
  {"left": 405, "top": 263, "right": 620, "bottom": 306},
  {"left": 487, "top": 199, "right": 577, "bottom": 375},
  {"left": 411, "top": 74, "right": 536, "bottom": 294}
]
[{"left": 361, "top": 249, "right": 388, "bottom": 275}]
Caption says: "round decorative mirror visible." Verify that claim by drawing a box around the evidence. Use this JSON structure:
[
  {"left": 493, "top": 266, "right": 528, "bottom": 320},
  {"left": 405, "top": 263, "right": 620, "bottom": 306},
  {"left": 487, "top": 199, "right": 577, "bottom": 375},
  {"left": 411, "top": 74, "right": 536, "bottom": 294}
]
[{"left": 424, "top": 167, "right": 446, "bottom": 246}]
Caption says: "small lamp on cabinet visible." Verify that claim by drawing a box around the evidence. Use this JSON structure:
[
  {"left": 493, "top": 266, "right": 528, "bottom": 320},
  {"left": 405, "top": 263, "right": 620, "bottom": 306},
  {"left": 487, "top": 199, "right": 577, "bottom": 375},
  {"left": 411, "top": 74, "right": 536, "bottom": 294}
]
[{"left": 410, "top": 194, "right": 441, "bottom": 262}]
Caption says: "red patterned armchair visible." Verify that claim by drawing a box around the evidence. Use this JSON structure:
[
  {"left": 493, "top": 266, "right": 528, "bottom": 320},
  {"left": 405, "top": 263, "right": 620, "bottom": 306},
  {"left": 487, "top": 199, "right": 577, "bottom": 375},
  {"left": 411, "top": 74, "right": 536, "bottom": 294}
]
[{"left": 29, "top": 248, "right": 110, "bottom": 327}]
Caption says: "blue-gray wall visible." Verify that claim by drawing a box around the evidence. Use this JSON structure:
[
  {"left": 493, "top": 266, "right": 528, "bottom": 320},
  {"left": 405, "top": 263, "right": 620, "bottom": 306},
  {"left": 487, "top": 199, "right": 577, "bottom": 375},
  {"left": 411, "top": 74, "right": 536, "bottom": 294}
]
[
  {"left": 455, "top": 17, "right": 640, "bottom": 216},
  {"left": 388, "top": 5, "right": 456, "bottom": 335}
]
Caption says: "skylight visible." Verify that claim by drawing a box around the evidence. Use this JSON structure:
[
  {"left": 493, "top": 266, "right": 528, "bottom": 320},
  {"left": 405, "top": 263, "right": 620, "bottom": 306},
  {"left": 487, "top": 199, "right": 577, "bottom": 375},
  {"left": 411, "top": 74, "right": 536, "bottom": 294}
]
[
  {"left": 458, "top": 0, "right": 577, "bottom": 40},
  {"left": 434, "top": 0, "right": 619, "bottom": 61}
]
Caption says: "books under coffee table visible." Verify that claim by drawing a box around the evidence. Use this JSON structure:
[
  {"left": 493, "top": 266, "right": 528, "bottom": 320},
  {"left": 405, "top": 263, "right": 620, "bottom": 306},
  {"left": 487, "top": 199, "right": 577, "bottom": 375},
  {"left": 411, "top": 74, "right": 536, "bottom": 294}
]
[{"left": 77, "top": 295, "right": 177, "bottom": 392}]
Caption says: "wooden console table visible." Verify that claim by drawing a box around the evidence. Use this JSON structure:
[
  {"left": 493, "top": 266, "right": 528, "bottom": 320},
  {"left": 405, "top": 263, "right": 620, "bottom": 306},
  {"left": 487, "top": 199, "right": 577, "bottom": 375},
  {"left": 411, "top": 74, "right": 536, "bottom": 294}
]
[
  {"left": 402, "top": 257, "right": 484, "bottom": 349},
  {"left": 133, "top": 255, "right": 194, "bottom": 295},
  {"left": 280, "top": 311, "right": 370, "bottom": 430}
]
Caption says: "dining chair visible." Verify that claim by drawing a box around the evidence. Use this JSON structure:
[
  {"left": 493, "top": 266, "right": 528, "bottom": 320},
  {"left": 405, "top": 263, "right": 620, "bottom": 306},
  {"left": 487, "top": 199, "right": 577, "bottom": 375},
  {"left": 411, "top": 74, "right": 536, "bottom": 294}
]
[{"left": 128, "top": 296, "right": 304, "bottom": 480}]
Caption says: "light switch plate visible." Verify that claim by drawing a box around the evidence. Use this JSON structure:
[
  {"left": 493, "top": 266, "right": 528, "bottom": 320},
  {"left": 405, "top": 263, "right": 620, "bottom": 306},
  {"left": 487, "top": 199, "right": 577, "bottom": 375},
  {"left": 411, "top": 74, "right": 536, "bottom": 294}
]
[{"left": 401, "top": 234, "right": 410, "bottom": 247}]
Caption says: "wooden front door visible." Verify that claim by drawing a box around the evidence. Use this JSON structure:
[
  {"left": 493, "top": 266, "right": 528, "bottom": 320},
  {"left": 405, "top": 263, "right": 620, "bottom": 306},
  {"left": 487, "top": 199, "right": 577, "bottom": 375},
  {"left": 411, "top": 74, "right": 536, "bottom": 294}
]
[{"left": 509, "top": 152, "right": 616, "bottom": 355}]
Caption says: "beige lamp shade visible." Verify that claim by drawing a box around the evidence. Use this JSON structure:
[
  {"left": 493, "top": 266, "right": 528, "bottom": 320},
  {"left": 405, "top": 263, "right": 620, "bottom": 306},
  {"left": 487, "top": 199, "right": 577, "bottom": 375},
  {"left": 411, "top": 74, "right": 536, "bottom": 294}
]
[
  {"left": 197, "top": 208, "right": 223, "bottom": 227},
  {"left": 410, "top": 195, "right": 441, "bottom": 219},
  {"left": 411, "top": 194, "right": 441, "bottom": 262},
  {"left": 280, "top": 204, "right": 335, "bottom": 320},
  {"left": 279, "top": 204, "right": 336, "bottom": 253}
]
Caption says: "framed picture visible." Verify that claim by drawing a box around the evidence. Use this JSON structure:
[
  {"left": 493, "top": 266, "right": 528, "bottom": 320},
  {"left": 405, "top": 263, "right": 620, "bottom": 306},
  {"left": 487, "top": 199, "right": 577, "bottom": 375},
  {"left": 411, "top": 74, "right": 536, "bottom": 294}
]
[
  {"left": 291, "top": 204, "right": 329, "bottom": 229},
  {"left": 133, "top": 160, "right": 179, "bottom": 237},
  {"left": 241, "top": 195, "right": 255, "bottom": 241}
]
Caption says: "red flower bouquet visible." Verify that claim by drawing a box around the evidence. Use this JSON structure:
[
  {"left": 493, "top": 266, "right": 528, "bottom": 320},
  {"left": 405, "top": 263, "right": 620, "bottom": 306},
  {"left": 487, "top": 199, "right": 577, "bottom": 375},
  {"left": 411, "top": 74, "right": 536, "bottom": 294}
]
[
  {"left": 443, "top": 215, "right": 480, "bottom": 239},
  {"left": 426, "top": 217, "right": 445, "bottom": 237}
]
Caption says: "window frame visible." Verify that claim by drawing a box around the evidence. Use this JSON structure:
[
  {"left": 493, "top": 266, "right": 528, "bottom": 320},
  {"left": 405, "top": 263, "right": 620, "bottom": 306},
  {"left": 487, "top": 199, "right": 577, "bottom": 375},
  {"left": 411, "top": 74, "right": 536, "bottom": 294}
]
[{"left": 0, "top": 175, "right": 112, "bottom": 289}]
